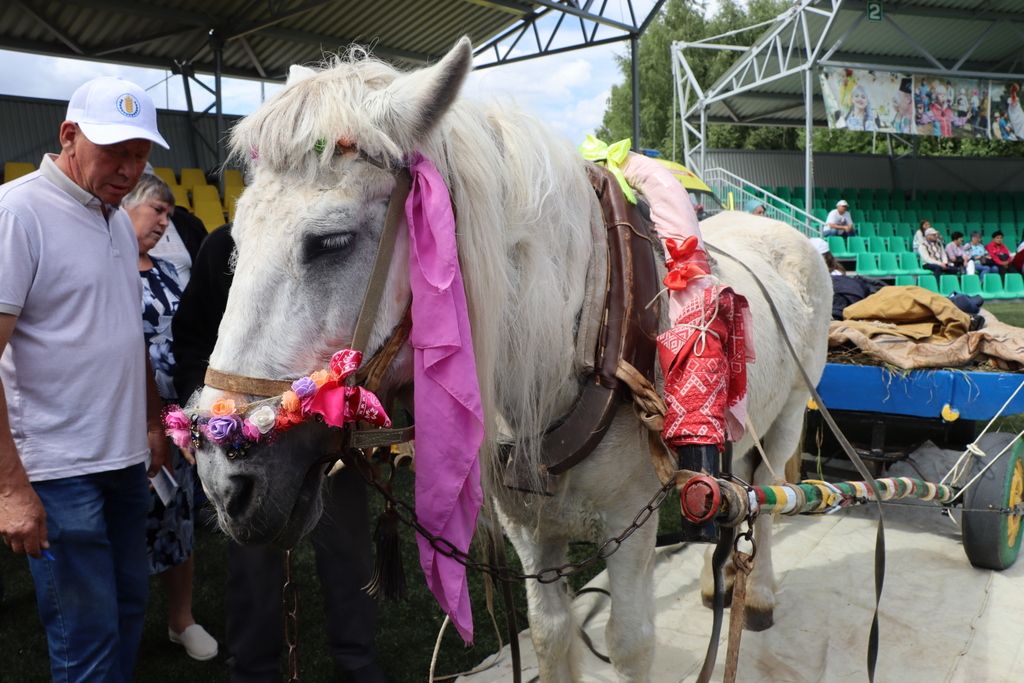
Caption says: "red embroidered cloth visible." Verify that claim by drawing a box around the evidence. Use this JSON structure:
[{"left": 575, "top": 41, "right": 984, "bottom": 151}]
[{"left": 658, "top": 286, "right": 749, "bottom": 448}]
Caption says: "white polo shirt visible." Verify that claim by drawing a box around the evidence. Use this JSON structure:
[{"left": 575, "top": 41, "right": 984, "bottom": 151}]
[{"left": 0, "top": 155, "right": 149, "bottom": 482}]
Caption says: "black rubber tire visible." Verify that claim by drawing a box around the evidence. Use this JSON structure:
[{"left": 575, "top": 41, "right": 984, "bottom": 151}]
[{"left": 962, "top": 432, "right": 1024, "bottom": 570}]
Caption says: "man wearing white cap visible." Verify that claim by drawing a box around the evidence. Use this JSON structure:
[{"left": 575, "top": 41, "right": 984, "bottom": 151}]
[
  {"left": 0, "top": 76, "right": 170, "bottom": 682},
  {"left": 823, "top": 199, "right": 856, "bottom": 237}
]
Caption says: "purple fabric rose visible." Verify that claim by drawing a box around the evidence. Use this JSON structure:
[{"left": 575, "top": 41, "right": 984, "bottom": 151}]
[
  {"left": 292, "top": 376, "right": 318, "bottom": 413},
  {"left": 206, "top": 415, "right": 241, "bottom": 444}
]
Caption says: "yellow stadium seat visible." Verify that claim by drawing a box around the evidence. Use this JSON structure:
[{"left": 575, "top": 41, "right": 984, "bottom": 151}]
[
  {"left": 191, "top": 184, "right": 223, "bottom": 208},
  {"left": 168, "top": 185, "right": 191, "bottom": 211},
  {"left": 193, "top": 200, "right": 226, "bottom": 232},
  {"left": 152, "top": 166, "right": 177, "bottom": 186},
  {"left": 223, "top": 169, "right": 245, "bottom": 188},
  {"left": 179, "top": 167, "right": 207, "bottom": 190},
  {"left": 4, "top": 161, "right": 36, "bottom": 182}
]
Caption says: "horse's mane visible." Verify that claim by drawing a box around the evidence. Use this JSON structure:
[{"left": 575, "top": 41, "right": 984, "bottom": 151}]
[{"left": 230, "top": 50, "right": 596, "bottom": 494}]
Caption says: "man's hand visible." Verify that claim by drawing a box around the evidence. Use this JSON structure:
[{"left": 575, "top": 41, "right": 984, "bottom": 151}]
[
  {"left": 148, "top": 426, "right": 169, "bottom": 477},
  {"left": 0, "top": 475, "right": 48, "bottom": 557}
]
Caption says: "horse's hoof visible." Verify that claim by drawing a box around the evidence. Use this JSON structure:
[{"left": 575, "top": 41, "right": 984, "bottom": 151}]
[
  {"left": 701, "top": 590, "right": 733, "bottom": 610},
  {"left": 744, "top": 606, "right": 774, "bottom": 632}
]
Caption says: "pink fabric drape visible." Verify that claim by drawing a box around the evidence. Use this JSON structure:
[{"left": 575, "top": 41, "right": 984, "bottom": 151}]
[{"left": 405, "top": 153, "right": 484, "bottom": 644}]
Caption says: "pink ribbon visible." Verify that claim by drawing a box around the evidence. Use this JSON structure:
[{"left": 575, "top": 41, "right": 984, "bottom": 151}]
[
  {"left": 307, "top": 350, "right": 391, "bottom": 429},
  {"left": 405, "top": 153, "right": 484, "bottom": 644}
]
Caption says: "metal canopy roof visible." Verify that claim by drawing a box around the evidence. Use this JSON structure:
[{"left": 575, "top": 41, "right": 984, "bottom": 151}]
[
  {"left": 3, "top": 0, "right": 663, "bottom": 80},
  {"left": 673, "top": 0, "right": 1024, "bottom": 130}
]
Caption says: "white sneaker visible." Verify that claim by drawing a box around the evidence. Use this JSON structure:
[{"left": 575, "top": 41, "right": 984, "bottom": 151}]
[{"left": 169, "top": 624, "right": 219, "bottom": 661}]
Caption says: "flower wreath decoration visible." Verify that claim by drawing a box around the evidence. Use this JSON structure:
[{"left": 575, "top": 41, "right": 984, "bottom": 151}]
[{"left": 163, "top": 349, "right": 391, "bottom": 457}]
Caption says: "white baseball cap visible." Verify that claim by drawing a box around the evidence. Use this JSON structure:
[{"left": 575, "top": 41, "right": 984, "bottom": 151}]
[
  {"left": 809, "top": 237, "right": 830, "bottom": 255},
  {"left": 66, "top": 77, "right": 169, "bottom": 149},
  {"left": 836, "top": 199, "right": 849, "bottom": 207}
]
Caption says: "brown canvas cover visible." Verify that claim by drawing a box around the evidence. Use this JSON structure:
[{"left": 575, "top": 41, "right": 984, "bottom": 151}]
[{"left": 828, "top": 286, "right": 1024, "bottom": 370}]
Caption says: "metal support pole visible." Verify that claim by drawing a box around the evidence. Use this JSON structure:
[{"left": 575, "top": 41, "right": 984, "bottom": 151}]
[
  {"left": 179, "top": 67, "right": 201, "bottom": 169},
  {"left": 211, "top": 30, "right": 226, "bottom": 173},
  {"left": 804, "top": 66, "right": 814, "bottom": 216},
  {"left": 699, "top": 107, "right": 707, "bottom": 177},
  {"left": 630, "top": 34, "right": 641, "bottom": 151}
]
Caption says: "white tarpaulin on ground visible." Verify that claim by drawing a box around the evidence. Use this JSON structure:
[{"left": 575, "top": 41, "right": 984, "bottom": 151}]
[{"left": 459, "top": 445, "right": 1024, "bottom": 682}]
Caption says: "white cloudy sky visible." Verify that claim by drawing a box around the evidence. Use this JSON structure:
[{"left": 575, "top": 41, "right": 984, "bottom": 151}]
[{"left": 0, "top": 3, "right": 665, "bottom": 148}]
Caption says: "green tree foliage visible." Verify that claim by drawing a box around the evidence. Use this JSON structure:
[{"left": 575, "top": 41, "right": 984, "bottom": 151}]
[{"left": 597, "top": 0, "right": 1024, "bottom": 159}]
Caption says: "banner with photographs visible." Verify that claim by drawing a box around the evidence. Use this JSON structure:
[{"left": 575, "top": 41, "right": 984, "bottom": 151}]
[
  {"left": 989, "top": 81, "right": 1023, "bottom": 141},
  {"left": 913, "top": 76, "right": 989, "bottom": 139},
  {"left": 819, "top": 67, "right": 1021, "bottom": 141},
  {"left": 820, "top": 68, "right": 914, "bottom": 134}
]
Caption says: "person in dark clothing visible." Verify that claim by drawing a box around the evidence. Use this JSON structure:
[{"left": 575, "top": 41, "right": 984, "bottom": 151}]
[{"left": 171, "top": 226, "right": 386, "bottom": 683}]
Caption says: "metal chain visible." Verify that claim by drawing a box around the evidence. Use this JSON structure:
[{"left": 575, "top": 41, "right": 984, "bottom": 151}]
[
  {"left": 357, "top": 456, "right": 676, "bottom": 584},
  {"left": 283, "top": 549, "right": 300, "bottom": 682}
]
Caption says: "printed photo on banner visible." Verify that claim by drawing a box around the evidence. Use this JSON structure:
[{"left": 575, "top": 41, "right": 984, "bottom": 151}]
[
  {"left": 989, "top": 81, "right": 1023, "bottom": 141},
  {"left": 913, "top": 76, "right": 989, "bottom": 139},
  {"left": 819, "top": 67, "right": 914, "bottom": 134}
]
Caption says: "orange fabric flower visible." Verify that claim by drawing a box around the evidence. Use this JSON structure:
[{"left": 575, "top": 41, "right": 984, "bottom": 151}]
[
  {"left": 281, "top": 390, "right": 301, "bottom": 414},
  {"left": 210, "top": 398, "right": 237, "bottom": 416},
  {"left": 310, "top": 370, "right": 331, "bottom": 388}
]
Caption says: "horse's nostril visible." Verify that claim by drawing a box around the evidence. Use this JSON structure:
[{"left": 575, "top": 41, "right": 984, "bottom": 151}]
[{"left": 225, "top": 475, "right": 255, "bottom": 518}]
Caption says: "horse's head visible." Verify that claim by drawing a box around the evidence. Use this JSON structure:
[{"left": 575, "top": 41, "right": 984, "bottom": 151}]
[{"left": 193, "top": 39, "right": 473, "bottom": 547}]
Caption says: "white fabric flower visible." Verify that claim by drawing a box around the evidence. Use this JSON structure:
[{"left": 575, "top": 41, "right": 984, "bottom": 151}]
[{"left": 249, "top": 405, "right": 277, "bottom": 434}]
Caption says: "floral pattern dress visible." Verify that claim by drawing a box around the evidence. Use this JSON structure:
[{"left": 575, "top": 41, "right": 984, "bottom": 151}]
[{"left": 141, "top": 256, "right": 194, "bottom": 574}]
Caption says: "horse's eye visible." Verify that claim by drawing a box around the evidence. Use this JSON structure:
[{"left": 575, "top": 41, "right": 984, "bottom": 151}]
[{"left": 304, "top": 232, "right": 354, "bottom": 260}]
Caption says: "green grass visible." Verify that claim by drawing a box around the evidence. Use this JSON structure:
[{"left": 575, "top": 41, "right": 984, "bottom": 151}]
[
  {"left": 985, "top": 301, "right": 1024, "bottom": 329},
  {"left": 0, "top": 469, "right": 680, "bottom": 681}
]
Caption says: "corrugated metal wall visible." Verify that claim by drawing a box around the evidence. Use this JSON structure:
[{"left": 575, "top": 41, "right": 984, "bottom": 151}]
[
  {"left": 0, "top": 95, "right": 239, "bottom": 173},
  {"left": 704, "top": 149, "right": 1024, "bottom": 193}
]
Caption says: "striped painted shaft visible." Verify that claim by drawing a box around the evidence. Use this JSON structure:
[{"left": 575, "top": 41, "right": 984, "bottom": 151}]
[{"left": 753, "top": 477, "right": 956, "bottom": 515}]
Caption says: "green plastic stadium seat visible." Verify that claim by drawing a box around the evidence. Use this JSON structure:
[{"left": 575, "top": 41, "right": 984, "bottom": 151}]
[
  {"left": 982, "top": 273, "right": 1006, "bottom": 299},
  {"left": 847, "top": 237, "right": 868, "bottom": 255},
  {"left": 868, "top": 236, "right": 887, "bottom": 253},
  {"left": 894, "top": 275, "right": 916, "bottom": 286},
  {"left": 917, "top": 274, "right": 939, "bottom": 293},
  {"left": 876, "top": 222, "right": 895, "bottom": 238},
  {"left": 856, "top": 253, "right": 884, "bottom": 277},
  {"left": 888, "top": 236, "right": 907, "bottom": 253},
  {"left": 939, "top": 274, "right": 960, "bottom": 296},
  {"left": 1004, "top": 273, "right": 1024, "bottom": 298},
  {"left": 827, "top": 236, "right": 849, "bottom": 257},
  {"left": 859, "top": 222, "right": 877, "bottom": 237},
  {"left": 878, "top": 253, "right": 901, "bottom": 275},
  {"left": 961, "top": 274, "right": 983, "bottom": 296},
  {"left": 898, "top": 252, "right": 927, "bottom": 275}
]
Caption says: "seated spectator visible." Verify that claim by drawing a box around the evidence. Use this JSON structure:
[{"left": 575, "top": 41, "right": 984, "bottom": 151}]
[
  {"left": 918, "top": 227, "right": 959, "bottom": 275},
  {"left": 966, "top": 231, "right": 998, "bottom": 274},
  {"left": 744, "top": 198, "right": 766, "bottom": 216},
  {"left": 912, "top": 219, "right": 932, "bottom": 252},
  {"left": 986, "top": 231, "right": 1012, "bottom": 274},
  {"left": 810, "top": 237, "right": 846, "bottom": 275},
  {"left": 823, "top": 199, "right": 855, "bottom": 237},
  {"left": 945, "top": 231, "right": 968, "bottom": 270}
]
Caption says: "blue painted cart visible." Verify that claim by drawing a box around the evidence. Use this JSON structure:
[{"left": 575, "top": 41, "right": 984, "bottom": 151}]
[{"left": 806, "top": 362, "right": 1024, "bottom": 569}]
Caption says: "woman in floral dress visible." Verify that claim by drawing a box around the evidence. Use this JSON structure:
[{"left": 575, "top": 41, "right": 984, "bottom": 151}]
[{"left": 123, "top": 175, "right": 217, "bottom": 661}]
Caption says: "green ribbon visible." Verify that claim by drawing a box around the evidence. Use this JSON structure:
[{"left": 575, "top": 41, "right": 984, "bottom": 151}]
[{"left": 578, "top": 134, "right": 636, "bottom": 204}]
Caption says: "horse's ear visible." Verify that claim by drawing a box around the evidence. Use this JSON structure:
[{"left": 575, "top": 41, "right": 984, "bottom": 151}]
[
  {"left": 378, "top": 37, "right": 472, "bottom": 146},
  {"left": 286, "top": 64, "right": 317, "bottom": 87}
]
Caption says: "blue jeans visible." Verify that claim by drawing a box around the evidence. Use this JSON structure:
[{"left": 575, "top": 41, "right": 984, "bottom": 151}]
[
  {"left": 28, "top": 463, "right": 150, "bottom": 683},
  {"left": 822, "top": 228, "right": 855, "bottom": 238}
]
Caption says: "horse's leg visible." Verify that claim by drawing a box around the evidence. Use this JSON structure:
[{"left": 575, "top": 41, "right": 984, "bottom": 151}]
[
  {"left": 499, "top": 516, "right": 580, "bottom": 682},
  {"left": 603, "top": 509, "right": 657, "bottom": 682},
  {"left": 743, "top": 389, "right": 808, "bottom": 631}
]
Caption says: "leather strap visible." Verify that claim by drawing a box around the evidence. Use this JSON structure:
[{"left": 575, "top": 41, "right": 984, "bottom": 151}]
[
  {"left": 350, "top": 170, "right": 411, "bottom": 359},
  {"left": 707, "top": 243, "right": 884, "bottom": 682},
  {"left": 723, "top": 551, "right": 753, "bottom": 683},
  {"left": 203, "top": 367, "right": 293, "bottom": 397}
]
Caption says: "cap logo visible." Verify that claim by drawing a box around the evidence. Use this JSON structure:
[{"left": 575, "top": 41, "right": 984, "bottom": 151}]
[{"left": 116, "top": 93, "right": 141, "bottom": 118}]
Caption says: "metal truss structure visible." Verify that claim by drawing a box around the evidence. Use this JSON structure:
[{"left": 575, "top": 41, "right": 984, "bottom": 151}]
[{"left": 672, "top": 0, "right": 1024, "bottom": 211}]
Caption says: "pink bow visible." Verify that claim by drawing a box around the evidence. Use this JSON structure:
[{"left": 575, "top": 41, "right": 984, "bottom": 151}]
[{"left": 306, "top": 350, "right": 391, "bottom": 428}]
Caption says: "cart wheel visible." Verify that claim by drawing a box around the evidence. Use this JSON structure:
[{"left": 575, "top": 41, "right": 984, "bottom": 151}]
[{"left": 962, "top": 432, "right": 1024, "bottom": 570}]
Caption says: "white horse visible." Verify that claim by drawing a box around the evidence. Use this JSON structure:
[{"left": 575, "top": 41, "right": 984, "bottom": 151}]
[{"left": 191, "top": 38, "right": 832, "bottom": 682}]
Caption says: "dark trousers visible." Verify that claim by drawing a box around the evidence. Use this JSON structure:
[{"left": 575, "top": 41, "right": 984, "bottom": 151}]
[{"left": 225, "top": 467, "right": 384, "bottom": 682}]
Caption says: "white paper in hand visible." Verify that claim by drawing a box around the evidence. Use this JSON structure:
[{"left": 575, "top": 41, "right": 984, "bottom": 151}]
[{"left": 150, "top": 466, "right": 179, "bottom": 507}]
